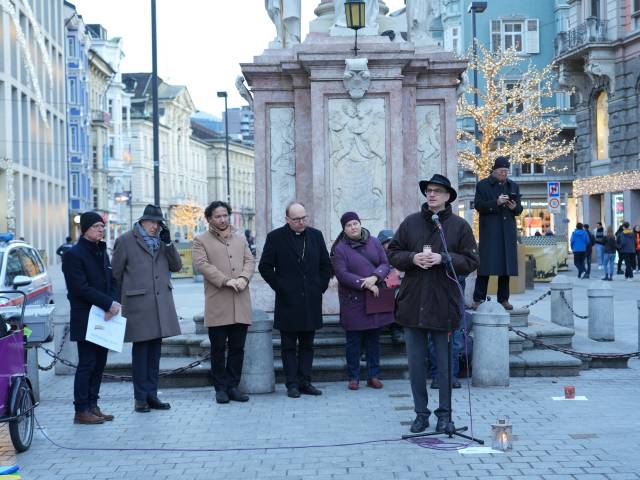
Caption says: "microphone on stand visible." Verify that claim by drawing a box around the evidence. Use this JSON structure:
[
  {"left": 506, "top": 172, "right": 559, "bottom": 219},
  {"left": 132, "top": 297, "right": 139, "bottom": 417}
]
[{"left": 431, "top": 214, "right": 442, "bottom": 230}]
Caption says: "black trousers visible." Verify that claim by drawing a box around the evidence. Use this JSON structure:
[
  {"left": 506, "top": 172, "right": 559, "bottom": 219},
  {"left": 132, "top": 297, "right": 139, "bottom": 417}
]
[
  {"left": 208, "top": 323, "right": 249, "bottom": 392},
  {"left": 132, "top": 338, "right": 162, "bottom": 401},
  {"left": 573, "top": 252, "right": 586, "bottom": 277},
  {"left": 473, "top": 275, "right": 510, "bottom": 303},
  {"left": 280, "top": 330, "right": 315, "bottom": 388},
  {"left": 622, "top": 252, "right": 635, "bottom": 278},
  {"left": 74, "top": 340, "right": 109, "bottom": 412}
]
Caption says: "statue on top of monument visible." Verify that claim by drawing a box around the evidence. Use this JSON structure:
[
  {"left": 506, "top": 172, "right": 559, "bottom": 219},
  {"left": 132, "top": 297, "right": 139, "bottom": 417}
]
[
  {"left": 333, "top": 0, "right": 379, "bottom": 35},
  {"left": 406, "top": 0, "right": 441, "bottom": 46},
  {"left": 265, "top": 0, "right": 301, "bottom": 48}
]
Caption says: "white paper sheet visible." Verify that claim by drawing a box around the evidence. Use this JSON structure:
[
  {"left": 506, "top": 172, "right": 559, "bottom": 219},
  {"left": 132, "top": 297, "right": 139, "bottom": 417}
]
[
  {"left": 551, "top": 396, "right": 588, "bottom": 401},
  {"left": 86, "top": 306, "right": 127, "bottom": 352}
]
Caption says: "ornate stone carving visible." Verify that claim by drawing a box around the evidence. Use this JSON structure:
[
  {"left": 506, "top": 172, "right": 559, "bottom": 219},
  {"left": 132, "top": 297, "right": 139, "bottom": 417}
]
[
  {"left": 265, "top": 0, "right": 301, "bottom": 48},
  {"left": 584, "top": 50, "right": 616, "bottom": 94},
  {"left": 343, "top": 58, "right": 371, "bottom": 99},
  {"left": 235, "top": 76, "right": 254, "bottom": 110},
  {"left": 557, "top": 62, "right": 591, "bottom": 106},
  {"left": 416, "top": 105, "right": 442, "bottom": 186},
  {"left": 328, "top": 98, "right": 387, "bottom": 238},
  {"left": 269, "top": 107, "right": 296, "bottom": 230},
  {"left": 406, "top": 0, "right": 441, "bottom": 47}
]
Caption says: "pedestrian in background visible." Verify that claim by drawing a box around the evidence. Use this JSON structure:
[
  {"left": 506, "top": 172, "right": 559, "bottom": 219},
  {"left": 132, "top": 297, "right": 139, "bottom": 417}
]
[
  {"left": 616, "top": 224, "right": 625, "bottom": 274},
  {"left": 570, "top": 223, "right": 589, "bottom": 279},
  {"left": 601, "top": 226, "right": 616, "bottom": 281},
  {"left": 331, "top": 212, "right": 394, "bottom": 391},
  {"left": 583, "top": 223, "right": 595, "bottom": 279},
  {"left": 634, "top": 225, "right": 640, "bottom": 273},
  {"left": 56, "top": 236, "right": 74, "bottom": 258},
  {"left": 258, "top": 202, "right": 332, "bottom": 398},
  {"left": 616, "top": 222, "right": 636, "bottom": 280},
  {"left": 62, "top": 212, "right": 119, "bottom": 425},
  {"left": 193, "top": 201, "right": 254, "bottom": 404},
  {"left": 112, "top": 204, "right": 182, "bottom": 413},
  {"left": 594, "top": 222, "right": 605, "bottom": 270}
]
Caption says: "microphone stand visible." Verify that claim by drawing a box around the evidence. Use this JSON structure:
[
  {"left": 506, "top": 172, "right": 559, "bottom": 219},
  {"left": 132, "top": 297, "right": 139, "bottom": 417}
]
[{"left": 402, "top": 214, "right": 484, "bottom": 445}]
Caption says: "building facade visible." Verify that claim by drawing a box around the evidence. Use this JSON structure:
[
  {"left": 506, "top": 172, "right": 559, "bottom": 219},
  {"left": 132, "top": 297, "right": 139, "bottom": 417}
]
[
  {"left": 555, "top": 0, "right": 640, "bottom": 228},
  {"left": 0, "top": 0, "right": 68, "bottom": 261}
]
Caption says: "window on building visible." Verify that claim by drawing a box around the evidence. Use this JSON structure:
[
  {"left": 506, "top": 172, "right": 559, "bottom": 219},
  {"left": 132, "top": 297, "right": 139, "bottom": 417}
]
[
  {"left": 69, "top": 125, "right": 79, "bottom": 152},
  {"left": 93, "top": 188, "right": 99, "bottom": 209},
  {"left": 93, "top": 145, "right": 98, "bottom": 169},
  {"left": 505, "top": 81, "right": 524, "bottom": 113},
  {"left": 595, "top": 90, "right": 609, "bottom": 160},
  {"left": 491, "top": 19, "right": 539, "bottom": 54},
  {"left": 68, "top": 77, "right": 77, "bottom": 104},
  {"left": 635, "top": 0, "right": 640, "bottom": 13},
  {"left": 71, "top": 173, "right": 79, "bottom": 198},
  {"left": 590, "top": 0, "right": 601, "bottom": 18},
  {"left": 521, "top": 161, "right": 545, "bottom": 175},
  {"left": 67, "top": 37, "right": 76, "bottom": 57}
]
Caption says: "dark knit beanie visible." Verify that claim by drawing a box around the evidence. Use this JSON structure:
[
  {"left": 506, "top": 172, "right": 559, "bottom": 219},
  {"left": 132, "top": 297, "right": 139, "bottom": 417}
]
[
  {"left": 492, "top": 156, "right": 511, "bottom": 170},
  {"left": 80, "top": 211, "right": 104, "bottom": 234},
  {"left": 340, "top": 211, "right": 360, "bottom": 228}
]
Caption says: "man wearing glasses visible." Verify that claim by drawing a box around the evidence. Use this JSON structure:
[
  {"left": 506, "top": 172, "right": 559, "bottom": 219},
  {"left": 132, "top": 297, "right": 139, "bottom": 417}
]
[{"left": 259, "top": 202, "right": 333, "bottom": 398}]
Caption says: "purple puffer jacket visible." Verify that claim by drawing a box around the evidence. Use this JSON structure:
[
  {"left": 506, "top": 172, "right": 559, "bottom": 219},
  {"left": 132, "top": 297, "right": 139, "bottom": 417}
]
[{"left": 331, "top": 233, "right": 395, "bottom": 331}]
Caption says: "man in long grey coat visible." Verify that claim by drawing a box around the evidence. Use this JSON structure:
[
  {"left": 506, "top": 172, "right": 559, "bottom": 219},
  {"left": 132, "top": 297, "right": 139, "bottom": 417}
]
[{"left": 112, "top": 204, "right": 182, "bottom": 412}]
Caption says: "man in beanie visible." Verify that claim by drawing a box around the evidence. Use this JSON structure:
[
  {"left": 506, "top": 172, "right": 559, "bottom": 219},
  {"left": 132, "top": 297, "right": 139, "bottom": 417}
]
[
  {"left": 62, "top": 211, "right": 120, "bottom": 424},
  {"left": 472, "top": 156, "right": 523, "bottom": 310},
  {"left": 259, "top": 201, "right": 332, "bottom": 398}
]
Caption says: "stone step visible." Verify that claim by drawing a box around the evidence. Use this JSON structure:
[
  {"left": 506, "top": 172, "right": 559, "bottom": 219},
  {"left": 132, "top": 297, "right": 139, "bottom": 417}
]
[{"left": 509, "top": 349, "right": 582, "bottom": 377}]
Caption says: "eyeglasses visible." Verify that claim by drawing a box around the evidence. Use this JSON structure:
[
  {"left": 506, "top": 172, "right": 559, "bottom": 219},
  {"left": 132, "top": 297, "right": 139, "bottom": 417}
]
[
  {"left": 287, "top": 215, "right": 308, "bottom": 223},
  {"left": 426, "top": 188, "right": 447, "bottom": 195}
]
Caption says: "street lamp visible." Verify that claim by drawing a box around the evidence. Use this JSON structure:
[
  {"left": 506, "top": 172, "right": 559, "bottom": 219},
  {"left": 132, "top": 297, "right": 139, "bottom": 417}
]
[
  {"left": 468, "top": 1, "right": 487, "bottom": 155},
  {"left": 217, "top": 91, "right": 231, "bottom": 206},
  {"left": 345, "top": 0, "right": 366, "bottom": 56},
  {"left": 151, "top": 0, "right": 160, "bottom": 206}
]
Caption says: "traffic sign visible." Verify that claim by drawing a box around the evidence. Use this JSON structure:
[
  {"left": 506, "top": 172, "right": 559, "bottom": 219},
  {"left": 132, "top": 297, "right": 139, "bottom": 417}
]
[
  {"left": 548, "top": 197, "right": 561, "bottom": 212},
  {"left": 547, "top": 181, "right": 560, "bottom": 198}
]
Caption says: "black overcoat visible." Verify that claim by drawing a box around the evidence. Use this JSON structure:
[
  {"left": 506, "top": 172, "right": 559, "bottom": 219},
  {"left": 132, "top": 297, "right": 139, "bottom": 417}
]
[
  {"left": 474, "top": 175, "right": 523, "bottom": 276},
  {"left": 258, "top": 225, "right": 333, "bottom": 332},
  {"left": 62, "top": 237, "right": 118, "bottom": 341},
  {"left": 387, "top": 205, "right": 479, "bottom": 331}
]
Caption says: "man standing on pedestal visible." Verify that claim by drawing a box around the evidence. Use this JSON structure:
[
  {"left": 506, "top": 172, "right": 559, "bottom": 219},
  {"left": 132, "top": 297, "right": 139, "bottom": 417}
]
[
  {"left": 258, "top": 202, "right": 333, "bottom": 398},
  {"left": 472, "top": 157, "right": 523, "bottom": 311}
]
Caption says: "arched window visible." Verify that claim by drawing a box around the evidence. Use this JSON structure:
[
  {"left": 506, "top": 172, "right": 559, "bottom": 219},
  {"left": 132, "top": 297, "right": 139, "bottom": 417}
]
[{"left": 595, "top": 90, "right": 609, "bottom": 160}]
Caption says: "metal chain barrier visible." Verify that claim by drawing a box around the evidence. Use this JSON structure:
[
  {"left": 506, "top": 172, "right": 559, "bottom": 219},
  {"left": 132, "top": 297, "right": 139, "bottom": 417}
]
[
  {"left": 518, "top": 289, "right": 551, "bottom": 310},
  {"left": 559, "top": 291, "right": 588, "bottom": 319},
  {"left": 37, "top": 325, "right": 69, "bottom": 371},
  {"left": 509, "top": 326, "right": 640, "bottom": 361}
]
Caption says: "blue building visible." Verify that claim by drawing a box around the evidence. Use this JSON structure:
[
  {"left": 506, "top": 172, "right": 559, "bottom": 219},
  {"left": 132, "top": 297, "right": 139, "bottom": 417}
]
[
  {"left": 443, "top": 0, "right": 576, "bottom": 237},
  {"left": 64, "top": 1, "right": 92, "bottom": 233}
]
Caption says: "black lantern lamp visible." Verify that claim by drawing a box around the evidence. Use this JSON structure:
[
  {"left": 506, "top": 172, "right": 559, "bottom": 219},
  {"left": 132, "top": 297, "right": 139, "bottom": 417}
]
[{"left": 345, "top": 0, "right": 366, "bottom": 56}]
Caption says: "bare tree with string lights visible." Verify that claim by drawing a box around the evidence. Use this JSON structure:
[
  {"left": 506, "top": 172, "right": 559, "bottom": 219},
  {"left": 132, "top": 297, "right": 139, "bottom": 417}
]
[
  {"left": 171, "top": 201, "right": 204, "bottom": 241},
  {"left": 457, "top": 42, "right": 574, "bottom": 179}
]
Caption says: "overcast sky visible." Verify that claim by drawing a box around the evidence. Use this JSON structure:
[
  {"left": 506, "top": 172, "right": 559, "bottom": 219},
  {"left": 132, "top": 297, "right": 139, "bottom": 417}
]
[{"left": 70, "top": 0, "right": 404, "bottom": 118}]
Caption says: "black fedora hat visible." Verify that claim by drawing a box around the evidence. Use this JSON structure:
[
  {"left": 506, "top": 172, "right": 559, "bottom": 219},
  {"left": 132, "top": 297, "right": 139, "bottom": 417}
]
[
  {"left": 419, "top": 174, "right": 457, "bottom": 203},
  {"left": 139, "top": 204, "right": 165, "bottom": 223}
]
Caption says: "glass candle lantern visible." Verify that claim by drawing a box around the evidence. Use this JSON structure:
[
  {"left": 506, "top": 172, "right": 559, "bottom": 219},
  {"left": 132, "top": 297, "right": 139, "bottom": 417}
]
[{"left": 491, "top": 416, "right": 513, "bottom": 451}]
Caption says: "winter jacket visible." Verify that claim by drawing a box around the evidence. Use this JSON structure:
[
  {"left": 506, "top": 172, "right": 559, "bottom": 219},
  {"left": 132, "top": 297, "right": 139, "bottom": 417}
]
[
  {"left": 616, "top": 229, "right": 636, "bottom": 254},
  {"left": 570, "top": 229, "right": 590, "bottom": 253}
]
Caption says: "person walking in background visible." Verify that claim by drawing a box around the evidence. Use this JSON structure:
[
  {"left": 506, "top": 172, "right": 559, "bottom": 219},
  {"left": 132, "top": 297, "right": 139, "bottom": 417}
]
[
  {"left": 616, "top": 224, "right": 625, "bottom": 274},
  {"left": 594, "top": 222, "right": 605, "bottom": 270},
  {"left": 377, "top": 229, "right": 403, "bottom": 344},
  {"left": 331, "top": 212, "right": 394, "bottom": 391},
  {"left": 472, "top": 157, "right": 523, "bottom": 311},
  {"left": 192, "top": 201, "right": 255, "bottom": 404},
  {"left": 634, "top": 225, "right": 640, "bottom": 273},
  {"left": 258, "top": 202, "right": 333, "bottom": 398},
  {"left": 583, "top": 224, "right": 595, "bottom": 279},
  {"left": 56, "top": 236, "right": 74, "bottom": 258},
  {"left": 570, "top": 223, "right": 589, "bottom": 279},
  {"left": 601, "top": 227, "right": 617, "bottom": 281},
  {"left": 112, "top": 204, "right": 182, "bottom": 413},
  {"left": 616, "top": 222, "right": 636, "bottom": 280},
  {"left": 62, "top": 212, "right": 119, "bottom": 425}
]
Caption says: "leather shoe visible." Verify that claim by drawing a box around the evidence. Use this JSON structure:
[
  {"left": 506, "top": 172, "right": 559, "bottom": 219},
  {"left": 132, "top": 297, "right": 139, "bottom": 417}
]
[
  {"left": 216, "top": 390, "right": 230, "bottom": 404},
  {"left": 90, "top": 406, "right": 114, "bottom": 421},
  {"left": 409, "top": 414, "right": 429, "bottom": 433},
  {"left": 435, "top": 416, "right": 449, "bottom": 433},
  {"left": 299, "top": 384, "right": 322, "bottom": 396},
  {"left": 134, "top": 400, "right": 150, "bottom": 413},
  {"left": 348, "top": 379, "right": 359, "bottom": 390},
  {"left": 74, "top": 411, "right": 104, "bottom": 424},
  {"left": 430, "top": 378, "right": 439, "bottom": 389},
  {"left": 500, "top": 301, "right": 514, "bottom": 311},
  {"left": 287, "top": 386, "right": 301, "bottom": 398},
  {"left": 148, "top": 397, "right": 171, "bottom": 410},
  {"left": 366, "top": 378, "right": 383, "bottom": 389},
  {"left": 470, "top": 301, "right": 483, "bottom": 310},
  {"left": 227, "top": 387, "right": 249, "bottom": 402}
]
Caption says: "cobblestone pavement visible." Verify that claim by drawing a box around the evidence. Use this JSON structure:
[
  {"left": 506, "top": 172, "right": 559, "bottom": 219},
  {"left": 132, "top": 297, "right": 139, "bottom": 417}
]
[
  {"left": 0, "top": 425, "right": 15, "bottom": 467},
  {"left": 12, "top": 359, "right": 640, "bottom": 480}
]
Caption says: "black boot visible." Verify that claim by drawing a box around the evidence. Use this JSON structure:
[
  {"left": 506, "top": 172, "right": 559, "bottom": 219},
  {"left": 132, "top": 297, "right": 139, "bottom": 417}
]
[
  {"left": 410, "top": 414, "right": 430, "bottom": 433},
  {"left": 227, "top": 387, "right": 249, "bottom": 402}
]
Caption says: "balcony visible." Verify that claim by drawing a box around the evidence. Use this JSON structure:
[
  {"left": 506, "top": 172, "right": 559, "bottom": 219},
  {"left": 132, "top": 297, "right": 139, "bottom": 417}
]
[
  {"left": 91, "top": 110, "right": 111, "bottom": 126},
  {"left": 555, "top": 18, "right": 609, "bottom": 58}
]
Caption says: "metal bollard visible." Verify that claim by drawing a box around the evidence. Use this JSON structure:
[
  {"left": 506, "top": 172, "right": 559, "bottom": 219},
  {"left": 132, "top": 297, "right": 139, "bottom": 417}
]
[
  {"left": 472, "top": 302, "right": 510, "bottom": 387},
  {"left": 550, "top": 275, "right": 573, "bottom": 328},
  {"left": 53, "top": 316, "right": 77, "bottom": 375},
  {"left": 588, "top": 284, "right": 614, "bottom": 341},
  {"left": 239, "top": 309, "right": 275, "bottom": 394}
]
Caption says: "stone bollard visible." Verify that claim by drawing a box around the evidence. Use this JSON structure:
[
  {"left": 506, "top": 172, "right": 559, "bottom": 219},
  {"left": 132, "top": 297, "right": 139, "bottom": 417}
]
[
  {"left": 239, "top": 310, "right": 275, "bottom": 394},
  {"left": 588, "top": 284, "right": 614, "bottom": 341},
  {"left": 26, "top": 346, "right": 40, "bottom": 402},
  {"left": 550, "top": 275, "right": 573, "bottom": 329},
  {"left": 192, "top": 313, "right": 207, "bottom": 335},
  {"left": 53, "top": 315, "right": 77, "bottom": 375},
  {"left": 472, "top": 302, "right": 510, "bottom": 387}
]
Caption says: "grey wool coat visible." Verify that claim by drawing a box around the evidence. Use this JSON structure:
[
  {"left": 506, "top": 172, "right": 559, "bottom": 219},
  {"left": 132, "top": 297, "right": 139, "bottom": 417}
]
[{"left": 111, "top": 227, "right": 182, "bottom": 343}]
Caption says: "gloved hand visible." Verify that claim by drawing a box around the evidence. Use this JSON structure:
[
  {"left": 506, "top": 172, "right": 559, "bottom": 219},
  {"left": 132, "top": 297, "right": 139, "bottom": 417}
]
[{"left": 159, "top": 226, "right": 171, "bottom": 245}]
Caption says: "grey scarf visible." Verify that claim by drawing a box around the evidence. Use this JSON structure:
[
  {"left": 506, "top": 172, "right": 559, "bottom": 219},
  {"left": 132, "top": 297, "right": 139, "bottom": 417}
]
[{"left": 136, "top": 222, "right": 160, "bottom": 254}]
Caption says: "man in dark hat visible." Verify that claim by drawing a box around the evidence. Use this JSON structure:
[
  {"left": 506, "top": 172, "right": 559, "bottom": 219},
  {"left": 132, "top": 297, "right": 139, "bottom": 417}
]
[
  {"left": 112, "top": 204, "right": 182, "bottom": 412},
  {"left": 388, "top": 174, "right": 479, "bottom": 434},
  {"left": 472, "top": 157, "right": 523, "bottom": 310},
  {"left": 62, "top": 211, "right": 120, "bottom": 424}
]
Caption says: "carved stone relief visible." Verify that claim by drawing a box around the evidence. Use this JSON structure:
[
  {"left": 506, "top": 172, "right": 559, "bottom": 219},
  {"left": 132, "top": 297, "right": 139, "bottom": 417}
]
[
  {"left": 328, "top": 98, "right": 387, "bottom": 239},
  {"left": 416, "top": 104, "right": 442, "bottom": 187},
  {"left": 343, "top": 58, "right": 371, "bottom": 100},
  {"left": 269, "top": 107, "right": 296, "bottom": 230}
]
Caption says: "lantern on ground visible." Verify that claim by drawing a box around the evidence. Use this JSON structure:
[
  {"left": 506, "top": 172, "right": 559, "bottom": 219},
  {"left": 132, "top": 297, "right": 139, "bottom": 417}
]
[{"left": 491, "top": 416, "right": 513, "bottom": 451}]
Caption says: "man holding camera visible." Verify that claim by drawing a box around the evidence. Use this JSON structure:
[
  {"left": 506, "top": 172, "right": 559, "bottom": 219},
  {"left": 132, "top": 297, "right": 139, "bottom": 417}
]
[
  {"left": 472, "top": 157, "right": 523, "bottom": 311},
  {"left": 112, "top": 204, "right": 182, "bottom": 413}
]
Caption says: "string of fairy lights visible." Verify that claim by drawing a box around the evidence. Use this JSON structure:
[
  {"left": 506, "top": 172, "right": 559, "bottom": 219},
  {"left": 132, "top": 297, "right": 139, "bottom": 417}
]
[{"left": 573, "top": 170, "right": 640, "bottom": 197}]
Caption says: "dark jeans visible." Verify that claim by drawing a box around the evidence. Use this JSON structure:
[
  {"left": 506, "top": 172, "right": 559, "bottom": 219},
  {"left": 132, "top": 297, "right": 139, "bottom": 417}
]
[
  {"left": 280, "top": 330, "right": 315, "bottom": 388},
  {"left": 345, "top": 328, "right": 381, "bottom": 380},
  {"left": 132, "top": 338, "right": 162, "bottom": 401},
  {"left": 74, "top": 340, "right": 108, "bottom": 412},
  {"left": 617, "top": 252, "right": 624, "bottom": 273},
  {"left": 621, "top": 252, "right": 635, "bottom": 278},
  {"left": 573, "top": 252, "right": 586, "bottom": 277},
  {"left": 428, "top": 329, "right": 463, "bottom": 379},
  {"left": 404, "top": 327, "right": 451, "bottom": 419},
  {"left": 208, "top": 323, "right": 248, "bottom": 392},
  {"left": 585, "top": 251, "right": 592, "bottom": 275},
  {"left": 473, "top": 275, "right": 510, "bottom": 303}
]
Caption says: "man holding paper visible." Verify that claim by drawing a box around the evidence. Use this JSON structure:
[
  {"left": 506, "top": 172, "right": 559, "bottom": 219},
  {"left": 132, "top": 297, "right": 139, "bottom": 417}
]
[{"left": 62, "top": 211, "right": 120, "bottom": 425}]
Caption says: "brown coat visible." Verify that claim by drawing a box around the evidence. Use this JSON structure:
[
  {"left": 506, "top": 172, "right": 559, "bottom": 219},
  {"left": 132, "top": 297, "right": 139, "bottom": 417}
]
[
  {"left": 112, "top": 227, "right": 182, "bottom": 342},
  {"left": 192, "top": 228, "right": 254, "bottom": 328}
]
